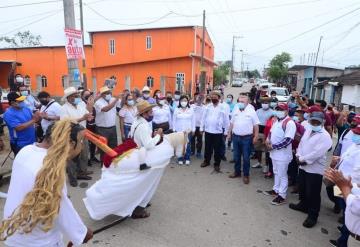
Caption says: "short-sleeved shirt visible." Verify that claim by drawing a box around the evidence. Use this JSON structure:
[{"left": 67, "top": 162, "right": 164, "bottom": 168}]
[
  {"left": 231, "top": 105, "right": 260, "bottom": 136},
  {"left": 269, "top": 117, "right": 296, "bottom": 162},
  {"left": 256, "top": 108, "right": 274, "bottom": 126},
  {"left": 3, "top": 107, "right": 35, "bottom": 147},
  {"left": 40, "top": 100, "right": 62, "bottom": 133},
  {"left": 119, "top": 106, "right": 137, "bottom": 125},
  {"left": 94, "top": 97, "right": 120, "bottom": 128},
  {"left": 60, "top": 101, "right": 89, "bottom": 128}
]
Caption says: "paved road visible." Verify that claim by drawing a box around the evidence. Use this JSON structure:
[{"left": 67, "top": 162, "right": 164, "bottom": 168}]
[{"left": 0, "top": 83, "right": 340, "bottom": 247}]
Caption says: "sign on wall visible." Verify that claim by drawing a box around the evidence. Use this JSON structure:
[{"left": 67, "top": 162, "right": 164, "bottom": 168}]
[{"left": 64, "top": 28, "right": 85, "bottom": 59}]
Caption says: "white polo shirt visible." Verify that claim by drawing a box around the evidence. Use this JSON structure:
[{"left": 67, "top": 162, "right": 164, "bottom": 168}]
[
  {"left": 269, "top": 117, "right": 296, "bottom": 162},
  {"left": 60, "top": 101, "right": 89, "bottom": 128},
  {"left": 119, "top": 106, "right": 137, "bottom": 125},
  {"left": 94, "top": 97, "right": 120, "bottom": 128},
  {"left": 173, "top": 107, "right": 195, "bottom": 133},
  {"left": 153, "top": 105, "right": 172, "bottom": 125},
  {"left": 231, "top": 105, "right": 260, "bottom": 136},
  {"left": 40, "top": 100, "right": 62, "bottom": 133},
  {"left": 200, "top": 103, "right": 230, "bottom": 134}
]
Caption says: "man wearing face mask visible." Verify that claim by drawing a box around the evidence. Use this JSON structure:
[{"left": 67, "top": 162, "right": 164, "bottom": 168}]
[
  {"left": 60, "top": 86, "right": 94, "bottom": 186},
  {"left": 142, "top": 86, "right": 156, "bottom": 104},
  {"left": 288, "top": 111, "right": 332, "bottom": 228},
  {"left": 263, "top": 103, "right": 296, "bottom": 205},
  {"left": 94, "top": 86, "right": 121, "bottom": 158},
  {"left": 18, "top": 85, "right": 40, "bottom": 112},
  {"left": 228, "top": 93, "right": 260, "bottom": 184},
  {"left": 4, "top": 92, "right": 41, "bottom": 155},
  {"left": 200, "top": 90, "right": 230, "bottom": 172},
  {"left": 171, "top": 90, "right": 181, "bottom": 112},
  {"left": 38, "top": 91, "right": 61, "bottom": 138}
]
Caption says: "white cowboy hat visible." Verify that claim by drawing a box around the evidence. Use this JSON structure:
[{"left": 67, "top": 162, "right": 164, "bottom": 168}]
[
  {"left": 142, "top": 86, "right": 151, "bottom": 92},
  {"left": 62, "top": 86, "right": 78, "bottom": 100}
]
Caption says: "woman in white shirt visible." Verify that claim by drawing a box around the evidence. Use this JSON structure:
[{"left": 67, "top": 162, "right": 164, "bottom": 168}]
[
  {"left": 119, "top": 94, "right": 137, "bottom": 140},
  {"left": 173, "top": 95, "right": 195, "bottom": 165},
  {"left": 152, "top": 95, "right": 172, "bottom": 134}
]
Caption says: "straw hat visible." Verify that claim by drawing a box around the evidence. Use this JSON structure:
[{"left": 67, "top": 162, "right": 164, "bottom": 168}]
[
  {"left": 210, "top": 90, "right": 222, "bottom": 97},
  {"left": 99, "top": 86, "right": 111, "bottom": 94},
  {"left": 137, "top": 100, "right": 156, "bottom": 115},
  {"left": 63, "top": 86, "right": 78, "bottom": 100},
  {"left": 142, "top": 86, "right": 151, "bottom": 92}
]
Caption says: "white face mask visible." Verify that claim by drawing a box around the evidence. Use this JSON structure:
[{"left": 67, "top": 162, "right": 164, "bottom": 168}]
[
  {"left": 143, "top": 93, "right": 150, "bottom": 99},
  {"left": 275, "top": 111, "right": 286, "bottom": 119},
  {"left": 127, "top": 100, "right": 135, "bottom": 106},
  {"left": 174, "top": 95, "right": 180, "bottom": 100},
  {"left": 261, "top": 103, "right": 269, "bottom": 110},
  {"left": 180, "top": 101, "right": 188, "bottom": 108},
  {"left": 105, "top": 94, "right": 111, "bottom": 101}
]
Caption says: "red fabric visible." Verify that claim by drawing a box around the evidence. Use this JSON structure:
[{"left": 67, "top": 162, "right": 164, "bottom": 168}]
[
  {"left": 264, "top": 116, "right": 277, "bottom": 139},
  {"left": 103, "top": 139, "right": 138, "bottom": 168}
]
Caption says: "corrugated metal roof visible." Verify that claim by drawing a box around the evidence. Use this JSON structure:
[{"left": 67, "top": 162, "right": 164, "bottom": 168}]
[{"left": 88, "top": 25, "right": 198, "bottom": 34}]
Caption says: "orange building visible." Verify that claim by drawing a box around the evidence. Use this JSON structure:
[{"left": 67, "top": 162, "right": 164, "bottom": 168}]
[{"left": 0, "top": 26, "right": 215, "bottom": 96}]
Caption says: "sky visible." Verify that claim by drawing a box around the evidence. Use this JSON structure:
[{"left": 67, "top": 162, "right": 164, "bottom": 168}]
[{"left": 1, "top": 0, "right": 360, "bottom": 73}]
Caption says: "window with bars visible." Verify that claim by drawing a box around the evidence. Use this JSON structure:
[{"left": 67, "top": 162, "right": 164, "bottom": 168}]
[
  {"left": 41, "top": 76, "right": 48, "bottom": 88},
  {"left": 147, "top": 76, "right": 154, "bottom": 88},
  {"left": 176, "top": 73, "right": 185, "bottom": 91},
  {"left": 146, "top": 36, "right": 152, "bottom": 50},
  {"left": 109, "top": 39, "right": 115, "bottom": 55}
]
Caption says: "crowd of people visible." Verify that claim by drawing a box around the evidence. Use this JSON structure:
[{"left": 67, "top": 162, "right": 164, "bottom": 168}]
[{"left": 0, "top": 81, "right": 359, "bottom": 246}]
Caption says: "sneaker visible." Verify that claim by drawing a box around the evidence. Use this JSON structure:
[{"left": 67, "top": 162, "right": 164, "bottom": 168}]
[
  {"left": 263, "top": 190, "right": 278, "bottom": 196},
  {"left": 252, "top": 162, "right": 262, "bottom": 168},
  {"left": 262, "top": 165, "right": 268, "bottom": 173},
  {"left": 329, "top": 240, "right": 338, "bottom": 247},
  {"left": 178, "top": 161, "right": 184, "bottom": 165},
  {"left": 302, "top": 217, "right": 317, "bottom": 228},
  {"left": 271, "top": 195, "right": 286, "bottom": 206},
  {"left": 185, "top": 160, "right": 190, "bottom": 165}
]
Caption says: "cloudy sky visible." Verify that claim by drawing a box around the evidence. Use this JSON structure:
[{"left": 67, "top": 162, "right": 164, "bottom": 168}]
[{"left": 1, "top": 0, "right": 360, "bottom": 72}]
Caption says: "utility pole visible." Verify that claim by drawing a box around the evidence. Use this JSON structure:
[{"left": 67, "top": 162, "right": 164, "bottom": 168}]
[
  {"left": 79, "top": 0, "right": 87, "bottom": 89},
  {"left": 312, "top": 36, "right": 323, "bottom": 97},
  {"left": 230, "top": 36, "right": 235, "bottom": 86},
  {"left": 63, "top": 0, "right": 80, "bottom": 88},
  {"left": 240, "top": 51, "right": 244, "bottom": 78},
  {"left": 200, "top": 10, "right": 206, "bottom": 94}
]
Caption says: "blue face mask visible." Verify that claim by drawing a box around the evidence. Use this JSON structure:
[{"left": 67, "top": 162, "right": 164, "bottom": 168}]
[
  {"left": 289, "top": 102, "right": 297, "bottom": 109},
  {"left": 304, "top": 113, "right": 309, "bottom": 120},
  {"left": 238, "top": 102, "right": 245, "bottom": 110},
  {"left": 20, "top": 91, "right": 29, "bottom": 97},
  {"left": 226, "top": 98, "right": 232, "bottom": 104},
  {"left": 352, "top": 134, "right": 360, "bottom": 145},
  {"left": 292, "top": 116, "right": 299, "bottom": 122},
  {"left": 270, "top": 102, "right": 277, "bottom": 108},
  {"left": 73, "top": 97, "right": 81, "bottom": 105},
  {"left": 310, "top": 124, "right": 322, "bottom": 132},
  {"left": 145, "top": 115, "right": 153, "bottom": 122},
  {"left": 275, "top": 111, "right": 286, "bottom": 119}
]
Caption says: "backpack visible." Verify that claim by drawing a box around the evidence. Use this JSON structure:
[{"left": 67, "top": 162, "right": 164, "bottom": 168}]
[{"left": 281, "top": 117, "right": 305, "bottom": 149}]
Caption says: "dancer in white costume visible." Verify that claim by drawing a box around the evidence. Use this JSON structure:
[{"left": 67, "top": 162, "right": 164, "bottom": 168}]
[{"left": 83, "top": 132, "right": 186, "bottom": 220}]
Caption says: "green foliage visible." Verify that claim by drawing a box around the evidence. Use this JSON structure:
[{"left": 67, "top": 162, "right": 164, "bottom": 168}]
[
  {"left": 213, "top": 61, "right": 231, "bottom": 86},
  {"left": 268, "top": 52, "right": 292, "bottom": 82},
  {"left": 0, "top": 31, "right": 42, "bottom": 48},
  {"left": 245, "top": 69, "right": 260, "bottom": 78}
]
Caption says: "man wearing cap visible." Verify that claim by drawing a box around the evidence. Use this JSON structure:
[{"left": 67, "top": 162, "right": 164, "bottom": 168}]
[
  {"left": 130, "top": 100, "right": 163, "bottom": 150},
  {"left": 18, "top": 84, "right": 40, "bottom": 112},
  {"left": 200, "top": 90, "right": 230, "bottom": 172},
  {"left": 3, "top": 92, "right": 41, "bottom": 155},
  {"left": 315, "top": 99, "right": 333, "bottom": 136},
  {"left": 228, "top": 94, "right": 260, "bottom": 184},
  {"left": 289, "top": 111, "right": 332, "bottom": 228},
  {"left": 263, "top": 103, "right": 296, "bottom": 205},
  {"left": 142, "top": 86, "right": 156, "bottom": 104},
  {"left": 60, "top": 87, "right": 94, "bottom": 186},
  {"left": 94, "top": 86, "right": 121, "bottom": 159}
]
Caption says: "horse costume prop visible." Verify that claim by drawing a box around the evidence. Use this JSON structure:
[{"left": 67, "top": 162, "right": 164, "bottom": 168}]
[{"left": 83, "top": 131, "right": 187, "bottom": 220}]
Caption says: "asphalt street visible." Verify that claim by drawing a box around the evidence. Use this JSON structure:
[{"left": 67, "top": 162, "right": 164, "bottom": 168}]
[{"left": 0, "top": 83, "right": 339, "bottom": 247}]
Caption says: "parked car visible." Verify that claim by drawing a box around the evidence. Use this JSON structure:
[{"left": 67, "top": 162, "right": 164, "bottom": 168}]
[
  {"left": 232, "top": 79, "right": 243, "bottom": 87},
  {"left": 268, "top": 87, "right": 290, "bottom": 102}
]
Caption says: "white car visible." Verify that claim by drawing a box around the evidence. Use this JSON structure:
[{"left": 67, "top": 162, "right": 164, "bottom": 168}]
[
  {"left": 268, "top": 87, "right": 290, "bottom": 102},
  {"left": 232, "top": 79, "right": 243, "bottom": 87}
]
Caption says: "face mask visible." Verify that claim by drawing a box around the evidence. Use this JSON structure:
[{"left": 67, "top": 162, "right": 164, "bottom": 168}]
[
  {"left": 226, "top": 98, "right": 232, "bottom": 104},
  {"left": 143, "top": 93, "right": 150, "bottom": 99},
  {"left": 275, "top": 111, "right": 286, "bottom": 119},
  {"left": 304, "top": 113, "right": 309, "bottom": 120},
  {"left": 292, "top": 116, "right": 299, "bottom": 122},
  {"left": 127, "top": 100, "right": 134, "bottom": 106},
  {"left": 105, "top": 94, "right": 112, "bottom": 101},
  {"left": 270, "top": 102, "right": 277, "bottom": 108},
  {"left": 352, "top": 134, "right": 360, "bottom": 145},
  {"left": 145, "top": 115, "right": 153, "bottom": 122},
  {"left": 73, "top": 97, "right": 81, "bottom": 105},
  {"left": 180, "top": 101, "right": 188, "bottom": 108},
  {"left": 159, "top": 100, "right": 165, "bottom": 106},
  {"left": 40, "top": 100, "right": 49, "bottom": 106},
  {"left": 310, "top": 124, "right": 322, "bottom": 132},
  {"left": 238, "top": 102, "right": 245, "bottom": 110},
  {"left": 261, "top": 103, "right": 269, "bottom": 110},
  {"left": 174, "top": 94, "right": 180, "bottom": 100},
  {"left": 211, "top": 98, "right": 219, "bottom": 104},
  {"left": 20, "top": 91, "right": 29, "bottom": 96}
]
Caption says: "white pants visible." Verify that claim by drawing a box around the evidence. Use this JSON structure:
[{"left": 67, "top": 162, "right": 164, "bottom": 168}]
[
  {"left": 348, "top": 236, "right": 360, "bottom": 247},
  {"left": 272, "top": 159, "right": 290, "bottom": 199}
]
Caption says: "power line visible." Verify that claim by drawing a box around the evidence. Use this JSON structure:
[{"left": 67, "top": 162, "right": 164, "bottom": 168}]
[
  {"left": 251, "top": 6, "right": 360, "bottom": 54},
  {"left": 0, "top": 8, "right": 61, "bottom": 24},
  {"left": 324, "top": 21, "right": 360, "bottom": 52},
  {"left": 0, "top": 0, "right": 61, "bottom": 9}
]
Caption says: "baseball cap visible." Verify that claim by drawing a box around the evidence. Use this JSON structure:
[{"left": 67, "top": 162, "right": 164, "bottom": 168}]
[
  {"left": 7, "top": 92, "right": 26, "bottom": 103},
  {"left": 275, "top": 103, "right": 288, "bottom": 111},
  {"left": 309, "top": 111, "right": 325, "bottom": 123},
  {"left": 308, "top": 105, "right": 322, "bottom": 113}
]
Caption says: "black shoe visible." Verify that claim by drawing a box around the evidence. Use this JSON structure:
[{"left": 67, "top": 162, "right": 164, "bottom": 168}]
[
  {"left": 263, "top": 190, "right": 278, "bottom": 197},
  {"left": 302, "top": 217, "right": 317, "bottom": 228},
  {"left": 289, "top": 203, "right": 307, "bottom": 214},
  {"left": 338, "top": 216, "right": 344, "bottom": 224},
  {"left": 91, "top": 157, "right": 101, "bottom": 163},
  {"left": 214, "top": 166, "right": 221, "bottom": 173},
  {"left": 221, "top": 156, "right": 227, "bottom": 161},
  {"left": 69, "top": 178, "right": 78, "bottom": 187},
  {"left": 329, "top": 239, "right": 338, "bottom": 247},
  {"left": 337, "top": 226, "right": 342, "bottom": 233},
  {"left": 333, "top": 204, "right": 341, "bottom": 214},
  {"left": 88, "top": 160, "right": 93, "bottom": 167}
]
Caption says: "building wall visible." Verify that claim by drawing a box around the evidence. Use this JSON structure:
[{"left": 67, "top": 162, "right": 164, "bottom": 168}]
[
  {"left": 341, "top": 85, "right": 360, "bottom": 107},
  {"left": 296, "top": 70, "right": 305, "bottom": 92}
]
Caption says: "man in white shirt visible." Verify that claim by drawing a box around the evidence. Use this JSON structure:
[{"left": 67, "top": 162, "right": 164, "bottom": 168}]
[
  {"left": 263, "top": 103, "right": 296, "bottom": 205},
  {"left": 94, "top": 86, "right": 121, "bottom": 160},
  {"left": 38, "top": 91, "right": 61, "bottom": 137},
  {"left": 60, "top": 87, "right": 94, "bottom": 187},
  {"left": 228, "top": 94, "right": 260, "bottom": 184},
  {"left": 200, "top": 91, "right": 230, "bottom": 172},
  {"left": 289, "top": 111, "right": 332, "bottom": 228}
]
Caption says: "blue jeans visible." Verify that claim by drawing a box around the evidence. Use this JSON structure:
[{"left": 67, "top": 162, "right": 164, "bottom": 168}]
[
  {"left": 232, "top": 134, "right": 252, "bottom": 176},
  {"left": 179, "top": 133, "right": 193, "bottom": 162},
  {"left": 124, "top": 125, "right": 131, "bottom": 139}
]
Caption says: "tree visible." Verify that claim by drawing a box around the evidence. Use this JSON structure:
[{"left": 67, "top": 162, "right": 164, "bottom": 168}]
[
  {"left": 0, "top": 31, "right": 42, "bottom": 48},
  {"left": 213, "top": 61, "right": 231, "bottom": 86},
  {"left": 245, "top": 69, "right": 260, "bottom": 78},
  {"left": 268, "top": 52, "right": 292, "bottom": 83}
]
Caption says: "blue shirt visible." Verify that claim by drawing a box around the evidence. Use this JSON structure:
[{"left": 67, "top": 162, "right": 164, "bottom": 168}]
[
  {"left": 4, "top": 107, "right": 35, "bottom": 147},
  {"left": 227, "top": 102, "right": 236, "bottom": 113}
]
